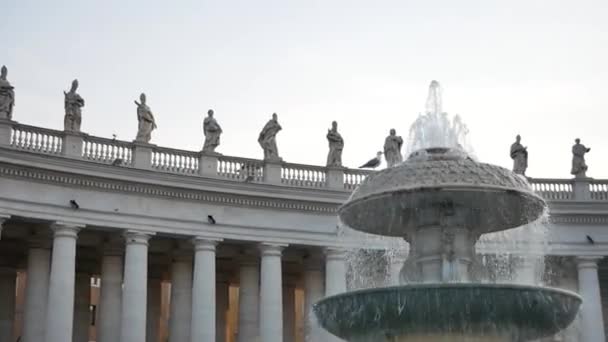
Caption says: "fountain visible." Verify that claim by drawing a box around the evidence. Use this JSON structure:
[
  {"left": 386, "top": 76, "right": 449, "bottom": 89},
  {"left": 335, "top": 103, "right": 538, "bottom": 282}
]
[{"left": 313, "top": 81, "right": 582, "bottom": 341}]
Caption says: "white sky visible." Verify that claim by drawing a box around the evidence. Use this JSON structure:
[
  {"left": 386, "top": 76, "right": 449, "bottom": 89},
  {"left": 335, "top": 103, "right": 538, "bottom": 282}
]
[{"left": 3, "top": 0, "right": 608, "bottom": 178}]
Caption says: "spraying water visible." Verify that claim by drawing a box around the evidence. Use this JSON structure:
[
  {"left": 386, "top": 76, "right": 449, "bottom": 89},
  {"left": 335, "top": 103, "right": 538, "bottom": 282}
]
[{"left": 406, "top": 80, "right": 473, "bottom": 156}]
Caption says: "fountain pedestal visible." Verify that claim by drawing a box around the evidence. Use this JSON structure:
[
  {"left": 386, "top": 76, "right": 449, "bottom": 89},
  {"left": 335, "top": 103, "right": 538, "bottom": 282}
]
[{"left": 408, "top": 226, "right": 476, "bottom": 283}]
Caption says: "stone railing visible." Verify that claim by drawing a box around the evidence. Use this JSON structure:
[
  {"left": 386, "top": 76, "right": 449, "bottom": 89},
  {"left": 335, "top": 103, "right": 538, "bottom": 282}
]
[
  {"left": 281, "top": 162, "right": 327, "bottom": 188},
  {"left": 0, "top": 120, "right": 607, "bottom": 199},
  {"left": 151, "top": 146, "right": 199, "bottom": 175},
  {"left": 83, "top": 135, "right": 133, "bottom": 166},
  {"left": 10, "top": 123, "right": 63, "bottom": 154},
  {"left": 529, "top": 178, "right": 574, "bottom": 201},
  {"left": 590, "top": 180, "right": 608, "bottom": 200}
]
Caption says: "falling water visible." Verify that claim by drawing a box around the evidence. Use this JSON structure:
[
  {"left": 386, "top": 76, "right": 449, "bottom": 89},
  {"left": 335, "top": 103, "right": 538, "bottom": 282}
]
[{"left": 406, "top": 80, "right": 474, "bottom": 156}]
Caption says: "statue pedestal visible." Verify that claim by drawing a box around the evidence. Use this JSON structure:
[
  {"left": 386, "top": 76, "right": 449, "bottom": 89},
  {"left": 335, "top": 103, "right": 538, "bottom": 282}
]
[
  {"left": 263, "top": 160, "right": 282, "bottom": 185},
  {"left": 199, "top": 153, "right": 219, "bottom": 177},
  {"left": 62, "top": 131, "right": 85, "bottom": 158},
  {"left": 573, "top": 177, "right": 592, "bottom": 201},
  {"left": 132, "top": 142, "right": 154, "bottom": 170},
  {"left": 326, "top": 167, "right": 345, "bottom": 190},
  {"left": 0, "top": 119, "right": 13, "bottom": 146}
]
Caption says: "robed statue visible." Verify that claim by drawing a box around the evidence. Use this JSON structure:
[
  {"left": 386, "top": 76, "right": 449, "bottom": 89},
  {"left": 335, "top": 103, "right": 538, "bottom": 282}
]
[
  {"left": 384, "top": 129, "right": 403, "bottom": 167},
  {"left": 202, "top": 109, "right": 222, "bottom": 154},
  {"left": 63, "top": 79, "right": 85, "bottom": 132},
  {"left": 258, "top": 113, "right": 282, "bottom": 161},
  {"left": 571, "top": 138, "right": 590, "bottom": 178},
  {"left": 510, "top": 135, "right": 528, "bottom": 175},
  {"left": 134, "top": 93, "right": 157, "bottom": 143},
  {"left": 326, "top": 121, "right": 344, "bottom": 167},
  {"left": 0, "top": 66, "right": 15, "bottom": 120}
]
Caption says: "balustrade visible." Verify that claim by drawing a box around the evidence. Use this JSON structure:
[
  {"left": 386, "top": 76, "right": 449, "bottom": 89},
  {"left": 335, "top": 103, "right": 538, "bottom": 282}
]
[
  {"left": 281, "top": 163, "right": 326, "bottom": 188},
  {"left": 590, "top": 180, "right": 608, "bottom": 200},
  {"left": 151, "top": 147, "right": 199, "bottom": 174},
  {"left": 83, "top": 136, "right": 133, "bottom": 166},
  {"left": 528, "top": 179, "right": 574, "bottom": 200},
  {"left": 344, "top": 169, "right": 371, "bottom": 190},
  {"left": 10, "top": 124, "right": 62, "bottom": 154},
  {"left": 217, "top": 156, "right": 264, "bottom": 182},
  {"left": 4, "top": 122, "right": 608, "bottom": 197}
]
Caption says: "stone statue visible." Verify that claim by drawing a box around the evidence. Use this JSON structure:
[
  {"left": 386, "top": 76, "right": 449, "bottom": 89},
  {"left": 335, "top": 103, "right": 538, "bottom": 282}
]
[
  {"left": 134, "top": 93, "right": 157, "bottom": 143},
  {"left": 326, "top": 121, "right": 344, "bottom": 167},
  {"left": 63, "top": 79, "right": 84, "bottom": 132},
  {"left": 202, "top": 109, "right": 222, "bottom": 154},
  {"left": 510, "top": 135, "right": 528, "bottom": 175},
  {"left": 571, "top": 138, "right": 590, "bottom": 178},
  {"left": 384, "top": 129, "right": 403, "bottom": 167},
  {"left": 0, "top": 65, "right": 15, "bottom": 120},
  {"left": 258, "top": 113, "right": 282, "bottom": 161}
]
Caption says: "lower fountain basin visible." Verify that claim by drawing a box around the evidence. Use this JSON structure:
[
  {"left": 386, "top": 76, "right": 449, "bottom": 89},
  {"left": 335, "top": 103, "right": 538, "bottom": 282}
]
[{"left": 313, "top": 283, "right": 581, "bottom": 341}]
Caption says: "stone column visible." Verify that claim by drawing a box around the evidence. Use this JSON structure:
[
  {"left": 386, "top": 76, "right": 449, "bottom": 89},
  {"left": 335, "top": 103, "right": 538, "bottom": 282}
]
[
  {"left": 577, "top": 256, "right": 606, "bottom": 342},
  {"left": 44, "top": 223, "right": 81, "bottom": 342},
  {"left": 169, "top": 248, "right": 193, "bottom": 342},
  {"left": 22, "top": 238, "right": 51, "bottom": 342},
  {"left": 0, "top": 266, "right": 16, "bottom": 342},
  {"left": 283, "top": 285, "right": 295, "bottom": 342},
  {"left": 216, "top": 278, "right": 229, "bottom": 342},
  {"left": 259, "top": 243, "right": 285, "bottom": 342},
  {"left": 98, "top": 245, "right": 124, "bottom": 342},
  {"left": 73, "top": 272, "right": 92, "bottom": 342},
  {"left": 120, "top": 231, "right": 152, "bottom": 342},
  {"left": 237, "top": 254, "right": 260, "bottom": 342},
  {"left": 325, "top": 248, "right": 347, "bottom": 296},
  {"left": 147, "top": 278, "right": 162, "bottom": 342},
  {"left": 303, "top": 258, "right": 324, "bottom": 342},
  {"left": 190, "top": 238, "right": 220, "bottom": 342}
]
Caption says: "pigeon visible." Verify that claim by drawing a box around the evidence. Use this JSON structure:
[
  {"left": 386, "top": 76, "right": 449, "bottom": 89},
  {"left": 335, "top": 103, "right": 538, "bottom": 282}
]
[
  {"left": 111, "top": 158, "right": 123, "bottom": 166},
  {"left": 359, "top": 151, "right": 383, "bottom": 169},
  {"left": 243, "top": 175, "right": 255, "bottom": 183},
  {"left": 586, "top": 235, "right": 595, "bottom": 244},
  {"left": 69, "top": 199, "right": 79, "bottom": 209},
  {"left": 207, "top": 215, "right": 216, "bottom": 225},
  {"left": 112, "top": 134, "right": 117, "bottom": 141}
]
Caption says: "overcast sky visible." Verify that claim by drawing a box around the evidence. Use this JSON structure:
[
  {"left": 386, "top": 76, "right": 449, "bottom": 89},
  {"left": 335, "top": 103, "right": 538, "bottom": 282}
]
[{"left": 3, "top": 0, "right": 607, "bottom": 178}]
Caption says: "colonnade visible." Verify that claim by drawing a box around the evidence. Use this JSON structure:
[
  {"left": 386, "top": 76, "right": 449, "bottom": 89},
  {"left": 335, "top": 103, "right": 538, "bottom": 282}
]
[{"left": 0, "top": 219, "right": 348, "bottom": 342}]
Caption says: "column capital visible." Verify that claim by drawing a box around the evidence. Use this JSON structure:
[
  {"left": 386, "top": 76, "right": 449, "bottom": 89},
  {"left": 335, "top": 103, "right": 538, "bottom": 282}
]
[
  {"left": 259, "top": 243, "right": 287, "bottom": 257},
  {"left": 192, "top": 237, "right": 222, "bottom": 252},
  {"left": 576, "top": 256, "right": 604, "bottom": 269},
  {"left": 124, "top": 230, "right": 153, "bottom": 246},
  {"left": 50, "top": 222, "right": 83, "bottom": 238},
  {"left": 324, "top": 247, "right": 347, "bottom": 261}
]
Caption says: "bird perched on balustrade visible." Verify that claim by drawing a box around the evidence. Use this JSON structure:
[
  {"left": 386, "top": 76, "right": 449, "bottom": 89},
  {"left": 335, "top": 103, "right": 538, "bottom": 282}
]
[{"left": 359, "top": 151, "right": 383, "bottom": 169}]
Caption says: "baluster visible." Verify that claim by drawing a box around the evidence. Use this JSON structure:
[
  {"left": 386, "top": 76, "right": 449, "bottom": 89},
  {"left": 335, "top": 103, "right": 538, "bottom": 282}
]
[{"left": 17, "top": 130, "right": 23, "bottom": 147}]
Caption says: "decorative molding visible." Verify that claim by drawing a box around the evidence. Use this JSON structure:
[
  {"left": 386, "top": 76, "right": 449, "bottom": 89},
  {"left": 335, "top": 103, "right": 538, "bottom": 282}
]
[
  {"left": 0, "top": 163, "right": 339, "bottom": 214},
  {"left": 549, "top": 214, "right": 608, "bottom": 225}
]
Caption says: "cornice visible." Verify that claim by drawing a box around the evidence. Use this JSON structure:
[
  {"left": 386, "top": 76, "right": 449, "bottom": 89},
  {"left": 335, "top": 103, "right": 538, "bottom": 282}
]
[{"left": 0, "top": 162, "right": 340, "bottom": 214}]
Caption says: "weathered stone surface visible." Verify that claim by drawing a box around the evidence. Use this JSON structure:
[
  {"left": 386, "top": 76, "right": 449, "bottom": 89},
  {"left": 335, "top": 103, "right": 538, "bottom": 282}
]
[
  {"left": 384, "top": 129, "right": 403, "bottom": 168},
  {"left": 202, "top": 109, "right": 222, "bottom": 154},
  {"left": 258, "top": 113, "right": 282, "bottom": 162},
  {"left": 134, "top": 93, "right": 157, "bottom": 143},
  {"left": 0, "top": 66, "right": 15, "bottom": 120},
  {"left": 326, "top": 121, "right": 343, "bottom": 167},
  {"left": 510, "top": 135, "right": 527, "bottom": 175},
  {"left": 571, "top": 138, "right": 590, "bottom": 178},
  {"left": 64, "top": 79, "right": 84, "bottom": 132},
  {"left": 314, "top": 284, "right": 582, "bottom": 341}
]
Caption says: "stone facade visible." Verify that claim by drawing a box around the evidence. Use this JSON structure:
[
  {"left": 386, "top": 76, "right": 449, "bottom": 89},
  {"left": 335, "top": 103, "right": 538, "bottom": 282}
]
[{"left": 1, "top": 120, "right": 608, "bottom": 341}]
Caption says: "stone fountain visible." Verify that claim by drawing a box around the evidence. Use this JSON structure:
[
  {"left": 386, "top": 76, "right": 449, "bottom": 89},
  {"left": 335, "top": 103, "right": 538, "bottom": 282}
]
[{"left": 314, "top": 81, "right": 582, "bottom": 342}]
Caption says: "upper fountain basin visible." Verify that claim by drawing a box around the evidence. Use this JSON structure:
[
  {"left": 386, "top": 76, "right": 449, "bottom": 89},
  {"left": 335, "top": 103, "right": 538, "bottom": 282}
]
[{"left": 339, "top": 148, "right": 546, "bottom": 237}]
